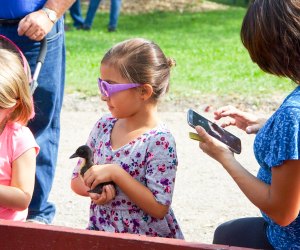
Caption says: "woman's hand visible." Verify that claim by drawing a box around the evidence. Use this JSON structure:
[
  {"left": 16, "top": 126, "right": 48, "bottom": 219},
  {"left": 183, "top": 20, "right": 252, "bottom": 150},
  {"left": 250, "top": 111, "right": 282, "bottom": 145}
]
[
  {"left": 195, "top": 126, "right": 235, "bottom": 164},
  {"left": 214, "top": 105, "right": 266, "bottom": 134},
  {"left": 89, "top": 184, "right": 116, "bottom": 205}
]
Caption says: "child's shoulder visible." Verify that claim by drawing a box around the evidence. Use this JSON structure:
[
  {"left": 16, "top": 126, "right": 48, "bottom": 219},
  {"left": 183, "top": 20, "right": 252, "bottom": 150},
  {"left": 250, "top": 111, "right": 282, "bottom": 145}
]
[
  {"left": 147, "top": 123, "right": 175, "bottom": 142},
  {"left": 94, "top": 113, "right": 116, "bottom": 127},
  {"left": 144, "top": 123, "right": 177, "bottom": 153},
  {"left": 7, "top": 122, "right": 22, "bottom": 130},
  {"left": 6, "top": 122, "right": 32, "bottom": 136},
  {"left": 155, "top": 122, "right": 172, "bottom": 134},
  {"left": 6, "top": 123, "right": 36, "bottom": 145},
  {"left": 4, "top": 122, "right": 39, "bottom": 157}
]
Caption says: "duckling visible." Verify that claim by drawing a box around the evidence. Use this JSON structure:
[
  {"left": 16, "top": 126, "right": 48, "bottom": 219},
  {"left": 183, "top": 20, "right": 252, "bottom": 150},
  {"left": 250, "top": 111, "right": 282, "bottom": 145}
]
[{"left": 70, "top": 145, "right": 115, "bottom": 194}]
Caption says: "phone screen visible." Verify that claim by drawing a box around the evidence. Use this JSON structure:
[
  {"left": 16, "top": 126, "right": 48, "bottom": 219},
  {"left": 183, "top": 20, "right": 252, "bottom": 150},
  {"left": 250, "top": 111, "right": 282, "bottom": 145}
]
[{"left": 187, "top": 109, "right": 241, "bottom": 154}]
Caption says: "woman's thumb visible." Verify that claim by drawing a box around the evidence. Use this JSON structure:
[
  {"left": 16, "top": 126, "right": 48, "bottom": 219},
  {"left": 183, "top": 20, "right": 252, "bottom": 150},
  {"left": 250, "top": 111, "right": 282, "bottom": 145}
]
[{"left": 195, "top": 126, "right": 207, "bottom": 140}]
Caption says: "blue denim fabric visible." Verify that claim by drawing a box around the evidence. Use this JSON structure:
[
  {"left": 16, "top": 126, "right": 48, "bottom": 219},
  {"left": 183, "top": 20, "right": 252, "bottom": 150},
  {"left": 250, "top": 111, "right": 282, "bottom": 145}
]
[
  {"left": 0, "top": 18, "right": 66, "bottom": 224},
  {"left": 108, "top": 0, "right": 121, "bottom": 29},
  {"left": 84, "top": 0, "right": 121, "bottom": 29},
  {"left": 84, "top": 0, "right": 101, "bottom": 28},
  {"left": 69, "top": 0, "right": 84, "bottom": 27}
]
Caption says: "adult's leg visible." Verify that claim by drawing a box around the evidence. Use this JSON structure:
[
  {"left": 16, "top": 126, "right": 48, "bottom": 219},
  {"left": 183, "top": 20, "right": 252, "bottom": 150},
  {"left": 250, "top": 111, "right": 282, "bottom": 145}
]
[
  {"left": 213, "top": 217, "right": 274, "bottom": 249},
  {"left": 108, "top": 0, "right": 121, "bottom": 31},
  {"left": 69, "top": 0, "right": 84, "bottom": 28},
  {"left": 6, "top": 18, "right": 65, "bottom": 224},
  {"left": 84, "top": 0, "right": 102, "bottom": 29}
]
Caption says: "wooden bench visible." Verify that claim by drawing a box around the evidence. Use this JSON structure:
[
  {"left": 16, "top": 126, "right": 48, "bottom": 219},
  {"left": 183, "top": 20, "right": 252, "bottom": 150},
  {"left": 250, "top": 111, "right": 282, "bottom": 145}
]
[{"left": 0, "top": 220, "right": 254, "bottom": 250}]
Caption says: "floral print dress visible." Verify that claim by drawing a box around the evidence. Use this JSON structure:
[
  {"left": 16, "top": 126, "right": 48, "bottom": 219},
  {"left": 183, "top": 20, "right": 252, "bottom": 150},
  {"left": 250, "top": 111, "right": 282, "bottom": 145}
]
[{"left": 72, "top": 114, "right": 184, "bottom": 239}]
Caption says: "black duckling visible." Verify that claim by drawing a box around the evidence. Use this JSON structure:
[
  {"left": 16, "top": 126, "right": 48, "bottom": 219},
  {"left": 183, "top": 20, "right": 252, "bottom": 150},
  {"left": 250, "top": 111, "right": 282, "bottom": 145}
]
[{"left": 70, "top": 145, "right": 115, "bottom": 194}]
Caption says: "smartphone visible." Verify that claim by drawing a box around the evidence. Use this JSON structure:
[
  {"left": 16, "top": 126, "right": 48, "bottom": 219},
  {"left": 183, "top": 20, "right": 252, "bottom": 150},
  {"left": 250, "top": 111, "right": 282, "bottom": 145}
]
[{"left": 187, "top": 109, "right": 242, "bottom": 154}]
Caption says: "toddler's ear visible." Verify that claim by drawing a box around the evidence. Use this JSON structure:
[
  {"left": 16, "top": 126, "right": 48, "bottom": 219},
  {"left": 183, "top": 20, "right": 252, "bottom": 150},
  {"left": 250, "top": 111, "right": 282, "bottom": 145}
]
[{"left": 140, "top": 84, "right": 153, "bottom": 100}]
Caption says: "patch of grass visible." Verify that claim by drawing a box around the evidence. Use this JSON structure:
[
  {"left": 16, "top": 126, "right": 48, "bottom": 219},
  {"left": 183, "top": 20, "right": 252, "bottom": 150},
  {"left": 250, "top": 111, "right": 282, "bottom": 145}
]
[{"left": 65, "top": 7, "right": 294, "bottom": 99}]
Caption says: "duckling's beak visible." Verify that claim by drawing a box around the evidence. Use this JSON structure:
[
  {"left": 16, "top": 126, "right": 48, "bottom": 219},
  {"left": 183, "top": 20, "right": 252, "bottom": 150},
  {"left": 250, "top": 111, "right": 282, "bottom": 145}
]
[{"left": 69, "top": 152, "right": 78, "bottom": 159}]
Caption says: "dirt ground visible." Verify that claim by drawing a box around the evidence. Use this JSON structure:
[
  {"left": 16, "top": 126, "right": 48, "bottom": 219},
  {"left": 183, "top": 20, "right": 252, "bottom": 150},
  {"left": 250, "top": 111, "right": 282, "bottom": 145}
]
[
  {"left": 48, "top": 93, "right": 285, "bottom": 244},
  {"left": 96, "top": 0, "right": 227, "bottom": 14}
]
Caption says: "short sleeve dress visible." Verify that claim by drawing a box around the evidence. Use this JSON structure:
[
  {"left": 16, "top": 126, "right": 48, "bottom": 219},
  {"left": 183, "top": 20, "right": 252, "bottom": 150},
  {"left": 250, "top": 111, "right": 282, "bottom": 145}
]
[
  {"left": 73, "top": 114, "right": 184, "bottom": 239},
  {"left": 254, "top": 86, "right": 300, "bottom": 249}
]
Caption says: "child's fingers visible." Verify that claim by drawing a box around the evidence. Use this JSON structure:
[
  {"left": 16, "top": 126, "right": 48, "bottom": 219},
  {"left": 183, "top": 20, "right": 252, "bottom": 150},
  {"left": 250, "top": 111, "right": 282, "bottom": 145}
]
[
  {"left": 89, "top": 193, "right": 101, "bottom": 200},
  {"left": 90, "top": 192, "right": 107, "bottom": 205},
  {"left": 104, "top": 185, "right": 116, "bottom": 200},
  {"left": 84, "top": 172, "right": 98, "bottom": 189}
]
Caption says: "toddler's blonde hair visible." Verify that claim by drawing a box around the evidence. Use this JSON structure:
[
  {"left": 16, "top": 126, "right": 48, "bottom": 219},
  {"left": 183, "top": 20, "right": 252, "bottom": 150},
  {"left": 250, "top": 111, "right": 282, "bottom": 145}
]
[{"left": 0, "top": 49, "right": 33, "bottom": 125}]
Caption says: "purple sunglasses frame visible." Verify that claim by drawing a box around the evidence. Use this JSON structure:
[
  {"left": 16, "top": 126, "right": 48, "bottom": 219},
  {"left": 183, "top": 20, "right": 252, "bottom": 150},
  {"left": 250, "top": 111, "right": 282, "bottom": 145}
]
[{"left": 98, "top": 78, "right": 141, "bottom": 97}]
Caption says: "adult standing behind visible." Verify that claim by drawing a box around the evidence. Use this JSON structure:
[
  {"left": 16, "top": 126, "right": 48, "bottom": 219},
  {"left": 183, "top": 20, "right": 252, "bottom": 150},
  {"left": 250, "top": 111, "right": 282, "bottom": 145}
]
[
  {"left": 69, "top": 0, "right": 122, "bottom": 31},
  {"left": 69, "top": 0, "right": 85, "bottom": 29},
  {"left": 0, "top": 0, "right": 75, "bottom": 224},
  {"left": 194, "top": 0, "right": 300, "bottom": 249}
]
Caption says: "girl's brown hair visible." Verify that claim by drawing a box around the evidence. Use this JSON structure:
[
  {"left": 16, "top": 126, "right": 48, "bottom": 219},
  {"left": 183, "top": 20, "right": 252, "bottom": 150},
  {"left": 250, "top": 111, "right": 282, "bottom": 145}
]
[
  {"left": 0, "top": 49, "right": 33, "bottom": 125},
  {"left": 101, "top": 38, "right": 175, "bottom": 100},
  {"left": 241, "top": 0, "right": 300, "bottom": 84}
]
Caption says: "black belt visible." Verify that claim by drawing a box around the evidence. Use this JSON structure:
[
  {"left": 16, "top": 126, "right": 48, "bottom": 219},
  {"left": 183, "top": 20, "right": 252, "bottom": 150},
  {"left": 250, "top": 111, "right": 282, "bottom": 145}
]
[{"left": 0, "top": 18, "right": 21, "bottom": 26}]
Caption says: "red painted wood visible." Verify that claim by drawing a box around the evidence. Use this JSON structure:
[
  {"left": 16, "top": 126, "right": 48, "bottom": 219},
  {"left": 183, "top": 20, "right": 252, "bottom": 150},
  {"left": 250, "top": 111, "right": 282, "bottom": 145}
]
[{"left": 0, "top": 220, "right": 254, "bottom": 250}]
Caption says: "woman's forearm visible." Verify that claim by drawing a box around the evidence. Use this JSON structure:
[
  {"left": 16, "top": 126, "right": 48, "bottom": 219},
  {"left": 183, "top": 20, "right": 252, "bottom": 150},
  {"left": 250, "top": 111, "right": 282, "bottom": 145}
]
[
  {"left": 222, "top": 159, "right": 271, "bottom": 210},
  {"left": 221, "top": 159, "right": 299, "bottom": 226}
]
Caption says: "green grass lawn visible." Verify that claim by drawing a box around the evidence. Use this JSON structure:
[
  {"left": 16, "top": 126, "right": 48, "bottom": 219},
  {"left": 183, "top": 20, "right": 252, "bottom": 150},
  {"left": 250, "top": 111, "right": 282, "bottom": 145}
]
[{"left": 65, "top": 5, "right": 294, "bottom": 101}]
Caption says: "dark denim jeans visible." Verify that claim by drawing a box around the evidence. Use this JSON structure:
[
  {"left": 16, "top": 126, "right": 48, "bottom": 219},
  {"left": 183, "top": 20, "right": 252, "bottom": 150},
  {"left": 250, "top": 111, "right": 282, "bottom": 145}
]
[
  {"left": 69, "top": 0, "right": 84, "bottom": 27},
  {"left": 213, "top": 217, "right": 274, "bottom": 249},
  {"left": 70, "top": 0, "right": 121, "bottom": 29},
  {"left": 108, "top": 0, "right": 121, "bottom": 30},
  {"left": 0, "top": 18, "right": 66, "bottom": 224},
  {"left": 84, "top": 0, "right": 101, "bottom": 28}
]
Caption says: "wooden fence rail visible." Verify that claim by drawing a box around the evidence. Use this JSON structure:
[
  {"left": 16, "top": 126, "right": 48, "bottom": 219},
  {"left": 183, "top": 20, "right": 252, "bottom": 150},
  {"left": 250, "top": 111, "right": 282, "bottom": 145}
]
[{"left": 0, "top": 220, "right": 254, "bottom": 250}]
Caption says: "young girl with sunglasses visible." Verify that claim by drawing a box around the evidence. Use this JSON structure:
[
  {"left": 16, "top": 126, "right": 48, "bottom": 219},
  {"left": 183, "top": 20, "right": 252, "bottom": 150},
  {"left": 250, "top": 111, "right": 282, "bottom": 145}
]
[
  {"left": 71, "top": 38, "right": 184, "bottom": 239},
  {"left": 0, "top": 48, "right": 39, "bottom": 221}
]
